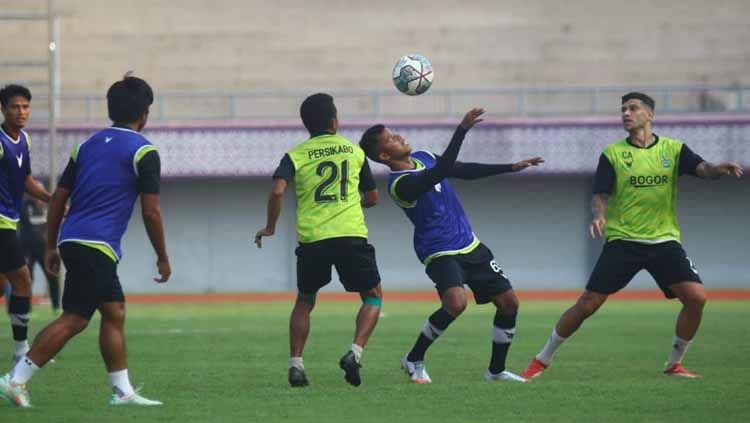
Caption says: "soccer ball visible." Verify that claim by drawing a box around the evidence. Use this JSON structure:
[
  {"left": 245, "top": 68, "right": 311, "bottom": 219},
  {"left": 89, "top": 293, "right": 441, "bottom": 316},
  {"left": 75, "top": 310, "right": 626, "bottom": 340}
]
[{"left": 392, "top": 54, "right": 434, "bottom": 96}]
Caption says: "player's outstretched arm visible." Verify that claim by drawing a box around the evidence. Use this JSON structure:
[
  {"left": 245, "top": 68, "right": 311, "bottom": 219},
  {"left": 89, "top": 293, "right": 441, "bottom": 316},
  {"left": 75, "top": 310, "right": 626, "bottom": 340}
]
[
  {"left": 43, "top": 186, "right": 70, "bottom": 276},
  {"left": 435, "top": 108, "right": 484, "bottom": 173},
  {"left": 255, "top": 178, "right": 288, "bottom": 248},
  {"left": 141, "top": 193, "right": 171, "bottom": 283},
  {"left": 447, "top": 157, "right": 545, "bottom": 180},
  {"left": 588, "top": 193, "right": 608, "bottom": 239},
  {"left": 394, "top": 108, "right": 485, "bottom": 203},
  {"left": 24, "top": 175, "right": 52, "bottom": 203},
  {"left": 695, "top": 161, "right": 744, "bottom": 179}
]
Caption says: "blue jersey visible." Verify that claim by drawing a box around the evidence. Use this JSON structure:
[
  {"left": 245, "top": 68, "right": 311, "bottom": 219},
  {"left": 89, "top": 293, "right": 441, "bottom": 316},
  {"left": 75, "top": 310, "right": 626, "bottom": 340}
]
[
  {"left": 387, "top": 151, "right": 478, "bottom": 264},
  {"left": 59, "top": 127, "right": 157, "bottom": 260},
  {"left": 0, "top": 127, "right": 32, "bottom": 229}
]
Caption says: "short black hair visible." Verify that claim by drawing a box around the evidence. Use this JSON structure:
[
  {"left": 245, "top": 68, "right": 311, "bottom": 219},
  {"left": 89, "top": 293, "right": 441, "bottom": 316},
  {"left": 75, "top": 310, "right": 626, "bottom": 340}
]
[
  {"left": 0, "top": 85, "right": 32, "bottom": 108},
  {"left": 622, "top": 92, "right": 655, "bottom": 111},
  {"left": 359, "top": 124, "right": 386, "bottom": 163},
  {"left": 107, "top": 76, "right": 154, "bottom": 124},
  {"left": 300, "top": 93, "right": 337, "bottom": 135}
]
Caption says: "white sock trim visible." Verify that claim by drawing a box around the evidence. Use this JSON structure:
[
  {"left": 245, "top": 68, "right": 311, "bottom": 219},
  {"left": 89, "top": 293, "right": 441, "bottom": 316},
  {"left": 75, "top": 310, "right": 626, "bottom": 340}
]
[
  {"left": 351, "top": 343, "right": 363, "bottom": 363},
  {"left": 493, "top": 326, "right": 516, "bottom": 344},
  {"left": 289, "top": 357, "right": 304, "bottom": 370},
  {"left": 13, "top": 340, "right": 29, "bottom": 356},
  {"left": 9, "top": 313, "right": 30, "bottom": 326},
  {"left": 421, "top": 320, "right": 443, "bottom": 341}
]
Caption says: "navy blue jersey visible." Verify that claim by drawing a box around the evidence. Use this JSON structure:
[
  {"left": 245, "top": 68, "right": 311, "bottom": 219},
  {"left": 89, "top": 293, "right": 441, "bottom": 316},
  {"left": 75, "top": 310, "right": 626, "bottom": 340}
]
[
  {"left": 387, "top": 151, "right": 478, "bottom": 264},
  {"left": 0, "top": 127, "right": 31, "bottom": 229},
  {"left": 59, "top": 127, "right": 157, "bottom": 260}
]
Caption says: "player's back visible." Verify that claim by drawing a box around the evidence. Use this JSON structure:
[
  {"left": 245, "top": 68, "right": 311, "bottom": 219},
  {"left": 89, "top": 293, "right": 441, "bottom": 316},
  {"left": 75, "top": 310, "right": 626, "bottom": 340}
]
[
  {"left": 59, "top": 127, "right": 155, "bottom": 259},
  {"left": 287, "top": 134, "right": 368, "bottom": 243}
]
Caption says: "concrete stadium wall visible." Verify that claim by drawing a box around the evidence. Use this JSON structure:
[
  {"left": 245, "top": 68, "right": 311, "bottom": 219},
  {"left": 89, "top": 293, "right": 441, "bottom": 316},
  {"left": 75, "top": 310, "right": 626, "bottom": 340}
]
[
  {"left": 2, "top": 0, "right": 749, "bottom": 95},
  {"left": 28, "top": 174, "right": 747, "bottom": 296}
]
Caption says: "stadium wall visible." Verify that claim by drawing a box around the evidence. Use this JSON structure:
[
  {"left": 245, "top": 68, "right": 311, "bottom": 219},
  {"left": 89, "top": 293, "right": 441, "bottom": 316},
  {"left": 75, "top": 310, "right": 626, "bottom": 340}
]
[
  {"left": 28, "top": 174, "right": 743, "bottom": 295},
  {"left": 26, "top": 117, "right": 750, "bottom": 294},
  {"left": 2, "top": 0, "right": 750, "bottom": 94}
]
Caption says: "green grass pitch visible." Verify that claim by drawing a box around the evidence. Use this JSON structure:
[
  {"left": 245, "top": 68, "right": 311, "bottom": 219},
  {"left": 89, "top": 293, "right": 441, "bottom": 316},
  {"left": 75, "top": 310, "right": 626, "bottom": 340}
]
[{"left": 1, "top": 300, "right": 749, "bottom": 422}]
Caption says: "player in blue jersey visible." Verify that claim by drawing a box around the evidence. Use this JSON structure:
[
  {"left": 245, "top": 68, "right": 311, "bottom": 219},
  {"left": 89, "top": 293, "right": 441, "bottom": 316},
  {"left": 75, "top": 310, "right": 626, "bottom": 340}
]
[
  {"left": 360, "top": 108, "right": 543, "bottom": 383},
  {"left": 0, "top": 85, "right": 52, "bottom": 365},
  {"left": 0, "top": 75, "right": 171, "bottom": 408}
]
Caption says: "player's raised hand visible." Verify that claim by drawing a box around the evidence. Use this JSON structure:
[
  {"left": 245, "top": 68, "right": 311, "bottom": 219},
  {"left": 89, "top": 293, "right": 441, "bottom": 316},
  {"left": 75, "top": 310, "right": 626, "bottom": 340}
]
[
  {"left": 717, "top": 162, "right": 744, "bottom": 178},
  {"left": 44, "top": 248, "right": 61, "bottom": 276},
  {"left": 512, "top": 157, "right": 545, "bottom": 172},
  {"left": 254, "top": 227, "right": 275, "bottom": 248},
  {"left": 460, "top": 108, "right": 485, "bottom": 130},
  {"left": 589, "top": 217, "right": 606, "bottom": 239},
  {"left": 154, "top": 259, "right": 171, "bottom": 283}
]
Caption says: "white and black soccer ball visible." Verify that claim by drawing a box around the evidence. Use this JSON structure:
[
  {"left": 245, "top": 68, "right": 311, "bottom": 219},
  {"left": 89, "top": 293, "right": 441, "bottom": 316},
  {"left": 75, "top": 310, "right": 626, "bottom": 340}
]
[{"left": 392, "top": 54, "right": 434, "bottom": 96}]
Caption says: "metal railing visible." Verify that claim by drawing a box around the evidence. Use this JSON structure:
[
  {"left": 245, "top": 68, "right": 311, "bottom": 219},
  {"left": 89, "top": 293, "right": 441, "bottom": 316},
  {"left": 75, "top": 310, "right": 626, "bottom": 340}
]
[{"left": 3, "top": 84, "right": 748, "bottom": 125}]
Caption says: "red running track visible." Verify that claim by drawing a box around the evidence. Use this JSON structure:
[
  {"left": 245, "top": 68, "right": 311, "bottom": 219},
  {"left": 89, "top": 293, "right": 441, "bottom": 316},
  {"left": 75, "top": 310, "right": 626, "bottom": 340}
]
[{"left": 10, "top": 289, "right": 744, "bottom": 305}]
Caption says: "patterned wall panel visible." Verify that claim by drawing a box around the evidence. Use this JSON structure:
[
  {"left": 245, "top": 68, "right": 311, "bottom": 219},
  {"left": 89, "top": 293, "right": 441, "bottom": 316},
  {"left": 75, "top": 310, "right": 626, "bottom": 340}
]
[{"left": 26, "top": 117, "right": 750, "bottom": 179}]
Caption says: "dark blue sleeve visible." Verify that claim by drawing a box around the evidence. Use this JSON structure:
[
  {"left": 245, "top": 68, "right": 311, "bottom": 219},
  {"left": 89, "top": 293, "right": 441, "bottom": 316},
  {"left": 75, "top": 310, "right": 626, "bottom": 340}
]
[
  {"left": 136, "top": 150, "right": 161, "bottom": 194},
  {"left": 358, "top": 160, "right": 376, "bottom": 192},
  {"left": 678, "top": 144, "right": 705, "bottom": 176},
  {"left": 592, "top": 154, "right": 615, "bottom": 194},
  {"left": 58, "top": 159, "right": 76, "bottom": 190},
  {"left": 272, "top": 154, "right": 295, "bottom": 181}
]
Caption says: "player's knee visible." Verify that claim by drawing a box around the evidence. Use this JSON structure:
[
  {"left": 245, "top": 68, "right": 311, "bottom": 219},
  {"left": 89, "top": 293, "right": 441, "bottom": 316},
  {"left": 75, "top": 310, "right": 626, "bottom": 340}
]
[
  {"left": 684, "top": 291, "right": 707, "bottom": 310},
  {"left": 495, "top": 293, "right": 519, "bottom": 316},
  {"left": 577, "top": 292, "right": 606, "bottom": 317},
  {"left": 444, "top": 298, "right": 467, "bottom": 317},
  {"left": 62, "top": 314, "right": 90, "bottom": 334},
  {"left": 107, "top": 308, "right": 127, "bottom": 324},
  {"left": 361, "top": 284, "right": 382, "bottom": 300},
  {"left": 296, "top": 292, "right": 317, "bottom": 308},
  {"left": 7, "top": 274, "right": 32, "bottom": 295}
]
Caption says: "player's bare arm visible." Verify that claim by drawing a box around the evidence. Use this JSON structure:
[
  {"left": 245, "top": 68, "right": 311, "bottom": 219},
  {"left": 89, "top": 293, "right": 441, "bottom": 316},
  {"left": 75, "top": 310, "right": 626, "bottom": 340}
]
[
  {"left": 24, "top": 175, "right": 51, "bottom": 203},
  {"left": 43, "top": 187, "right": 70, "bottom": 276},
  {"left": 141, "top": 193, "right": 170, "bottom": 283},
  {"left": 361, "top": 189, "right": 378, "bottom": 208},
  {"left": 255, "top": 177, "right": 288, "bottom": 248},
  {"left": 695, "top": 161, "right": 744, "bottom": 179},
  {"left": 589, "top": 193, "right": 608, "bottom": 239}
]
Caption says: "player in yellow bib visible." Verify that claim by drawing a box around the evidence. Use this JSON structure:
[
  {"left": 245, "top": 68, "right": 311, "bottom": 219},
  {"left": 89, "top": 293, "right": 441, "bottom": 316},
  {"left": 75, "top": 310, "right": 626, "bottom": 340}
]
[
  {"left": 523, "top": 92, "right": 743, "bottom": 380},
  {"left": 255, "top": 93, "right": 382, "bottom": 388}
]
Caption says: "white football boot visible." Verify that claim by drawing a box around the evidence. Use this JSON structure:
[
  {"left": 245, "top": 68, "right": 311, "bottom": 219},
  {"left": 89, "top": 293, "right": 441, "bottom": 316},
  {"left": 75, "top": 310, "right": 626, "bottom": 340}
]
[
  {"left": 484, "top": 369, "right": 527, "bottom": 383},
  {"left": 0, "top": 373, "right": 31, "bottom": 408},
  {"left": 109, "top": 387, "right": 163, "bottom": 406},
  {"left": 401, "top": 355, "right": 432, "bottom": 384}
]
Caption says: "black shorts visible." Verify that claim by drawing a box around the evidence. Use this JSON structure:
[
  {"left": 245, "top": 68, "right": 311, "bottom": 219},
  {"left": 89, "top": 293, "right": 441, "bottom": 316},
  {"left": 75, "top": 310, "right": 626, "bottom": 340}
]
[
  {"left": 425, "top": 243, "right": 513, "bottom": 304},
  {"left": 0, "top": 229, "right": 26, "bottom": 273},
  {"left": 296, "top": 237, "right": 381, "bottom": 294},
  {"left": 586, "top": 240, "right": 702, "bottom": 299},
  {"left": 60, "top": 242, "right": 125, "bottom": 320}
]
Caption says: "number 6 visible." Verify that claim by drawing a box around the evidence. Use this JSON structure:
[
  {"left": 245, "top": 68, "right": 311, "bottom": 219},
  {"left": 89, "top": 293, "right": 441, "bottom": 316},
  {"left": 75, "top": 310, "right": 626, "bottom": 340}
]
[{"left": 490, "top": 260, "right": 501, "bottom": 273}]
